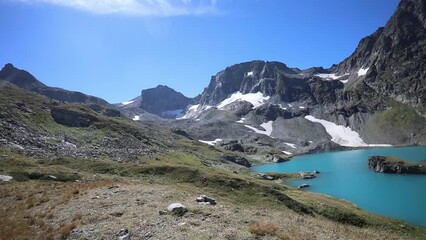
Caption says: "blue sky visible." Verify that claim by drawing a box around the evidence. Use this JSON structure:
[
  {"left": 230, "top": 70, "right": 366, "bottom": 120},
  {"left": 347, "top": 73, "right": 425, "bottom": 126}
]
[{"left": 0, "top": 0, "right": 399, "bottom": 103}]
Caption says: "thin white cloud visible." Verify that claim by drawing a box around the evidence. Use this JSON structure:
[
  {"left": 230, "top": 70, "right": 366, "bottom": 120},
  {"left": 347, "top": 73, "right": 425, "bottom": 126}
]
[{"left": 17, "top": 0, "right": 220, "bottom": 16}]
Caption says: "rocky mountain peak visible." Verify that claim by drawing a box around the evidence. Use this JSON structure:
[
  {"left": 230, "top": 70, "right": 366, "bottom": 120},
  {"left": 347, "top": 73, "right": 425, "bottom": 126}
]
[
  {"left": 0, "top": 63, "right": 46, "bottom": 90},
  {"left": 140, "top": 85, "right": 194, "bottom": 118},
  {"left": 199, "top": 60, "right": 299, "bottom": 106}
]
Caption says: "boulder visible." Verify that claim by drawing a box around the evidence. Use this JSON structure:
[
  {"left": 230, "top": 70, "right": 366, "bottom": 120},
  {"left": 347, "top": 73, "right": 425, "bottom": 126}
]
[
  {"left": 298, "top": 184, "right": 310, "bottom": 189},
  {"left": 195, "top": 195, "right": 216, "bottom": 205},
  {"left": 0, "top": 175, "right": 13, "bottom": 182},
  {"left": 117, "top": 228, "right": 130, "bottom": 240},
  {"left": 167, "top": 203, "right": 188, "bottom": 216},
  {"left": 258, "top": 173, "right": 279, "bottom": 180}
]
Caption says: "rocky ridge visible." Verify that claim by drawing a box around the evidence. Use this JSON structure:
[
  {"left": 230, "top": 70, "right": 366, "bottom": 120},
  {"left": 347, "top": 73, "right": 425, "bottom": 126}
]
[{"left": 0, "top": 64, "right": 109, "bottom": 105}]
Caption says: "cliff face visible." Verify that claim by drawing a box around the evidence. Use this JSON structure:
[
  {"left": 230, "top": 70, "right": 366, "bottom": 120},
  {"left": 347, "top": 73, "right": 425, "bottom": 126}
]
[
  {"left": 198, "top": 60, "right": 345, "bottom": 107},
  {"left": 333, "top": 0, "right": 426, "bottom": 112},
  {"left": 368, "top": 156, "right": 426, "bottom": 174}
]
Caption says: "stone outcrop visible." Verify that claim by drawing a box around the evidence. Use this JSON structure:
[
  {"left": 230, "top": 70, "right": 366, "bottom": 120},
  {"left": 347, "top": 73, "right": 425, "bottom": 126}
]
[
  {"left": 222, "top": 155, "right": 252, "bottom": 167},
  {"left": 368, "top": 156, "right": 426, "bottom": 174},
  {"left": 51, "top": 108, "right": 98, "bottom": 127}
]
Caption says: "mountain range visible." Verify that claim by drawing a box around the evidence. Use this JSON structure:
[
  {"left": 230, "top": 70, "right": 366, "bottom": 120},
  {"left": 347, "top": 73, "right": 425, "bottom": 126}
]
[
  {"left": 114, "top": 0, "right": 425, "bottom": 155},
  {"left": 1, "top": 0, "right": 426, "bottom": 238},
  {"left": 0, "top": 0, "right": 425, "bottom": 157}
]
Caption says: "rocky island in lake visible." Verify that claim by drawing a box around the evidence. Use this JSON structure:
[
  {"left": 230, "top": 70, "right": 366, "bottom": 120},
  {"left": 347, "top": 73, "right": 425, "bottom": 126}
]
[{"left": 368, "top": 156, "right": 426, "bottom": 174}]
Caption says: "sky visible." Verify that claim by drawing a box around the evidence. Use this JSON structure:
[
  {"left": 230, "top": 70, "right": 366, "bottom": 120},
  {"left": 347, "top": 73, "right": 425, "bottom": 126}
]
[{"left": 0, "top": 0, "right": 399, "bottom": 103}]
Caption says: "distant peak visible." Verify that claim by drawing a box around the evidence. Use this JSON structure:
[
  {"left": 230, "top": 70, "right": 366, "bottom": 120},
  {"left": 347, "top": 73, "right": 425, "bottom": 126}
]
[
  {"left": 5, "top": 63, "right": 14, "bottom": 68},
  {"left": 3, "top": 63, "right": 15, "bottom": 70}
]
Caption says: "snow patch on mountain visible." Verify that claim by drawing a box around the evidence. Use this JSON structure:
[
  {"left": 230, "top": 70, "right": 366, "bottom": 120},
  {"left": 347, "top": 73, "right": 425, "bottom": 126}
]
[
  {"left": 121, "top": 100, "right": 134, "bottom": 106},
  {"left": 218, "top": 91, "right": 270, "bottom": 109},
  {"left": 284, "top": 142, "right": 297, "bottom": 149},
  {"left": 278, "top": 104, "right": 287, "bottom": 110},
  {"left": 236, "top": 118, "right": 245, "bottom": 123},
  {"left": 244, "top": 121, "right": 273, "bottom": 136},
  {"left": 132, "top": 115, "right": 140, "bottom": 121},
  {"left": 305, "top": 115, "right": 366, "bottom": 147},
  {"left": 199, "top": 138, "right": 223, "bottom": 146},
  {"left": 247, "top": 71, "right": 254, "bottom": 77},
  {"left": 162, "top": 109, "right": 184, "bottom": 118},
  {"left": 305, "top": 115, "right": 392, "bottom": 147},
  {"left": 179, "top": 104, "right": 212, "bottom": 119},
  {"left": 357, "top": 67, "right": 369, "bottom": 76},
  {"left": 282, "top": 151, "right": 292, "bottom": 155},
  {"left": 315, "top": 73, "right": 349, "bottom": 80}
]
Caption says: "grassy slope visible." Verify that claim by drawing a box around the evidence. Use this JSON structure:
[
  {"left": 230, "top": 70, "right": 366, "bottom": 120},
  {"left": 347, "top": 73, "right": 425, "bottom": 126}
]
[
  {"left": 0, "top": 82, "right": 425, "bottom": 239},
  {"left": 1, "top": 148, "right": 425, "bottom": 239},
  {"left": 368, "top": 99, "right": 426, "bottom": 144}
]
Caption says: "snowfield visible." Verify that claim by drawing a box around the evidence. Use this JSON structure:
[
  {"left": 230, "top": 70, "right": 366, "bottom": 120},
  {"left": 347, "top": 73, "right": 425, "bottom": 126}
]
[
  {"left": 357, "top": 67, "right": 369, "bottom": 76},
  {"left": 132, "top": 115, "right": 140, "bottom": 121},
  {"left": 179, "top": 104, "right": 212, "bottom": 119},
  {"left": 244, "top": 121, "right": 273, "bottom": 136},
  {"left": 218, "top": 91, "right": 270, "bottom": 109},
  {"left": 305, "top": 115, "right": 392, "bottom": 147},
  {"left": 199, "top": 138, "right": 223, "bottom": 146}
]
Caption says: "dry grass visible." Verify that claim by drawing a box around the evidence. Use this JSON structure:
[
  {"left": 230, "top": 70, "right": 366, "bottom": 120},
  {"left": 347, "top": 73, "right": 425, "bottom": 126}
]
[
  {"left": 0, "top": 179, "right": 128, "bottom": 240},
  {"left": 58, "top": 221, "right": 78, "bottom": 238},
  {"left": 248, "top": 219, "right": 279, "bottom": 236}
]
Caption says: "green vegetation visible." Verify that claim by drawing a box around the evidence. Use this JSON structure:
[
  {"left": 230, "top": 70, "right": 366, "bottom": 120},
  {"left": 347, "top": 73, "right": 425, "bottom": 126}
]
[{"left": 376, "top": 99, "right": 426, "bottom": 129}]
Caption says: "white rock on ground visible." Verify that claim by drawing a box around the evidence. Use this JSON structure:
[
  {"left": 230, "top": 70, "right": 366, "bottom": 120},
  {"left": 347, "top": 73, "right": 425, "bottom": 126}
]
[
  {"left": 117, "top": 228, "right": 130, "bottom": 240},
  {"left": 167, "top": 203, "right": 188, "bottom": 216},
  {"left": 0, "top": 175, "right": 13, "bottom": 182}
]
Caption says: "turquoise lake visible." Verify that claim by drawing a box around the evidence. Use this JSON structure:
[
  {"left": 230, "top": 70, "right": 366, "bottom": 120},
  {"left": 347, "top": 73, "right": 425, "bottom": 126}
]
[{"left": 251, "top": 146, "right": 426, "bottom": 226}]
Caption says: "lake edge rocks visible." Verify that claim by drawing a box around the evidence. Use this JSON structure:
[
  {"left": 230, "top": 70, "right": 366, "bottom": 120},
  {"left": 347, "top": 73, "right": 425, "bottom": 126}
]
[{"left": 368, "top": 156, "right": 426, "bottom": 174}]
